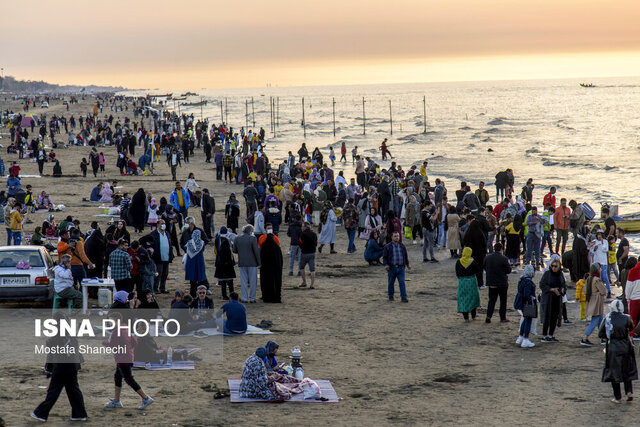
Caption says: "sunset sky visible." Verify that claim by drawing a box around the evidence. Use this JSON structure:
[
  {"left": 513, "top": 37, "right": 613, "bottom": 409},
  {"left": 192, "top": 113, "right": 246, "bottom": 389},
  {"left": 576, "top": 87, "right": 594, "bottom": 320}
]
[{"left": 3, "top": 0, "right": 640, "bottom": 89}]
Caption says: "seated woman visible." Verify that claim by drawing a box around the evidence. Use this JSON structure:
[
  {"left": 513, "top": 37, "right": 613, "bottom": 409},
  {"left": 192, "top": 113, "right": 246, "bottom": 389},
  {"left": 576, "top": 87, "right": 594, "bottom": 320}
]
[
  {"left": 99, "top": 182, "right": 114, "bottom": 203},
  {"left": 31, "top": 226, "right": 45, "bottom": 246},
  {"left": 264, "top": 340, "right": 280, "bottom": 372},
  {"left": 364, "top": 230, "right": 384, "bottom": 265},
  {"left": 135, "top": 289, "right": 161, "bottom": 320},
  {"left": 126, "top": 159, "right": 138, "bottom": 175},
  {"left": 42, "top": 215, "right": 57, "bottom": 238},
  {"left": 52, "top": 160, "right": 62, "bottom": 177},
  {"left": 36, "top": 191, "right": 54, "bottom": 211},
  {"left": 239, "top": 347, "right": 303, "bottom": 401}
]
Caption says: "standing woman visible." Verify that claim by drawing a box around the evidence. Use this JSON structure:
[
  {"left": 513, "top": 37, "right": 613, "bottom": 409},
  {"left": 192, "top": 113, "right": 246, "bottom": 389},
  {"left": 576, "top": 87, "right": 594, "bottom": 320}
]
[
  {"left": 504, "top": 213, "right": 521, "bottom": 266},
  {"left": 260, "top": 232, "right": 283, "bottom": 303},
  {"left": 456, "top": 247, "right": 481, "bottom": 322},
  {"left": 214, "top": 235, "right": 236, "bottom": 301},
  {"left": 385, "top": 210, "right": 402, "bottom": 244},
  {"left": 514, "top": 264, "right": 537, "bottom": 348},
  {"left": 318, "top": 201, "right": 338, "bottom": 254},
  {"left": 539, "top": 258, "right": 567, "bottom": 343},
  {"left": 446, "top": 205, "right": 462, "bottom": 258},
  {"left": 185, "top": 229, "right": 207, "bottom": 297},
  {"left": 225, "top": 193, "right": 240, "bottom": 234},
  {"left": 599, "top": 300, "right": 638, "bottom": 403},
  {"left": 581, "top": 263, "right": 607, "bottom": 346},
  {"left": 186, "top": 172, "right": 200, "bottom": 206},
  {"left": 462, "top": 218, "right": 488, "bottom": 288},
  {"left": 128, "top": 188, "right": 147, "bottom": 233}
]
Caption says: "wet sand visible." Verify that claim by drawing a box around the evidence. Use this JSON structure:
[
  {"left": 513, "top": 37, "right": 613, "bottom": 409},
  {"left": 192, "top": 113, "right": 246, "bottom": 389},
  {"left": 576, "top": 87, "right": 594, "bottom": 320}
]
[{"left": 0, "top": 96, "right": 636, "bottom": 426}]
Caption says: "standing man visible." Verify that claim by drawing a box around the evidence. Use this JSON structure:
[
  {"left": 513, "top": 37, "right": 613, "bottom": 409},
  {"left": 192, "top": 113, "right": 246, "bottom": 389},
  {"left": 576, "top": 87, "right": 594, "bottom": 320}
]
[
  {"left": 342, "top": 198, "right": 359, "bottom": 254},
  {"left": 109, "top": 239, "right": 133, "bottom": 292},
  {"left": 554, "top": 198, "right": 571, "bottom": 254},
  {"left": 543, "top": 186, "right": 557, "bottom": 208},
  {"left": 9, "top": 202, "right": 24, "bottom": 246},
  {"left": 170, "top": 181, "right": 190, "bottom": 229},
  {"left": 200, "top": 188, "right": 215, "bottom": 241},
  {"left": 233, "top": 224, "right": 260, "bottom": 303},
  {"left": 355, "top": 156, "right": 366, "bottom": 188},
  {"left": 150, "top": 219, "right": 173, "bottom": 294},
  {"left": 421, "top": 200, "right": 438, "bottom": 263},
  {"left": 243, "top": 180, "right": 259, "bottom": 220},
  {"left": 524, "top": 206, "right": 546, "bottom": 269},
  {"left": 253, "top": 204, "right": 265, "bottom": 241},
  {"left": 298, "top": 222, "right": 317, "bottom": 289},
  {"left": 484, "top": 243, "right": 512, "bottom": 323},
  {"left": 383, "top": 231, "right": 411, "bottom": 302},
  {"left": 474, "top": 182, "right": 490, "bottom": 207},
  {"left": 568, "top": 200, "right": 585, "bottom": 238},
  {"left": 617, "top": 228, "right": 630, "bottom": 281},
  {"left": 602, "top": 207, "right": 616, "bottom": 239}
]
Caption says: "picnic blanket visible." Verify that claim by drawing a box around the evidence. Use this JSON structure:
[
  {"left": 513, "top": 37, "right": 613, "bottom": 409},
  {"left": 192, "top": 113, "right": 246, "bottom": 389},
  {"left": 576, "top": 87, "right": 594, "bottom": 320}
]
[
  {"left": 228, "top": 379, "right": 339, "bottom": 403},
  {"left": 159, "top": 324, "right": 273, "bottom": 337},
  {"left": 133, "top": 360, "right": 195, "bottom": 370},
  {"left": 93, "top": 214, "right": 121, "bottom": 218}
]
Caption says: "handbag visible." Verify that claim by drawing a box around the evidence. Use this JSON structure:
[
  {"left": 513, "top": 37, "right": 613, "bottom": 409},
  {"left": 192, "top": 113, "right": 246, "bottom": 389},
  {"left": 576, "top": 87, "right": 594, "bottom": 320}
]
[
  {"left": 522, "top": 298, "right": 538, "bottom": 318},
  {"left": 359, "top": 230, "right": 370, "bottom": 240}
]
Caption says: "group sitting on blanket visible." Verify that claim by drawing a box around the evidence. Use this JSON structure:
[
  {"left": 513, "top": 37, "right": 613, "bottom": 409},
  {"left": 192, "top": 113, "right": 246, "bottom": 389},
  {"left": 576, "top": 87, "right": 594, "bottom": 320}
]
[{"left": 239, "top": 342, "right": 303, "bottom": 401}]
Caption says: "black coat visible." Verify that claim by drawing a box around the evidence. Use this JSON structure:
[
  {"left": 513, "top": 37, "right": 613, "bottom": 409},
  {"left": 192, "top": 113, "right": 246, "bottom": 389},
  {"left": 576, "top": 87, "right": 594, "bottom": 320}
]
[
  {"left": 483, "top": 252, "right": 511, "bottom": 287},
  {"left": 84, "top": 229, "right": 105, "bottom": 269},
  {"left": 150, "top": 229, "right": 174, "bottom": 263},
  {"left": 260, "top": 235, "right": 283, "bottom": 303},
  {"left": 599, "top": 312, "right": 638, "bottom": 383},
  {"left": 128, "top": 190, "right": 147, "bottom": 231},
  {"left": 572, "top": 237, "right": 589, "bottom": 282},
  {"left": 214, "top": 238, "right": 236, "bottom": 279}
]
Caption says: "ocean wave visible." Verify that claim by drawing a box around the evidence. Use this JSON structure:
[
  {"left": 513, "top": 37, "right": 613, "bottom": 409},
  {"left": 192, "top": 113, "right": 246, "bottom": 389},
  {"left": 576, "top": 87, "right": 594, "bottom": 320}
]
[
  {"left": 487, "top": 117, "right": 508, "bottom": 125},
  {"left": 484, "top": 128, "right": 502, "bottom": 134},
  {"left": 541, "top": 157, "right": 618, "bottom": 171},
  {"left": 525, "top": 148, "right": 540, "bottom": 154},
  {"left": 459, "top": 126, "right": 474, "bottom": 130},
  {"left": 482, "top": 137, "right": 493, "bottom": 142}
]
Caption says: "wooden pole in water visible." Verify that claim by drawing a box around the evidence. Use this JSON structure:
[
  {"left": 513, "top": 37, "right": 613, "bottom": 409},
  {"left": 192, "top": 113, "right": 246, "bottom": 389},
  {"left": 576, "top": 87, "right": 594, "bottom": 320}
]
[
  {"left": 200, "top": 97, "right": 203, "bottom": 121},
  {"left": 276, "top": 96, "right": 279, "bottom": 127},
  {"left": 423, "top": 95, "right": 427, "bottom": 133},
  {"left": 302, "top": 97, "right": 306, "bottom": 138},
  {"left": 362, "top": 97, "right": 366, "bottom": 135},
  {"left": 332, "top": 97, "right": 336, "bottom": 137},
  {"left": 225, "top": 97, "right": 228, "bottom": 124},
  {"left": 245, "top": 99, "right": 248, "bottom": 129},
  {"left": 389, "top": 99, "right": 393, "bottom": 135},
  {"left": 251, "top": 97, "right": 255, "bottom": 128},
  {"left": 219, "top": 100, "right": 223, "bottom": 123}
]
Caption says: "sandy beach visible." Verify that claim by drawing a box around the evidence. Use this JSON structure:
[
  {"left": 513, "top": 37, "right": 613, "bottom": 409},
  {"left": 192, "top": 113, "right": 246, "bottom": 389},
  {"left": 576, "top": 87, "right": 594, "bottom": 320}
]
[{"left": 0, "top": 97, "right": 637, "bottom": 426}]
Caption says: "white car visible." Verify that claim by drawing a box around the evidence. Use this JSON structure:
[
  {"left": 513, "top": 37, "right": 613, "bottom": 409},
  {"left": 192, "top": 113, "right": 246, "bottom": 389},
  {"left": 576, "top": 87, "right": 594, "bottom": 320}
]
[
  {"left": 40, "top": 102, "right": 49, "bottom": 108},
  {"left": 0, "top": 246, "right": 55, "bottom": 302}
]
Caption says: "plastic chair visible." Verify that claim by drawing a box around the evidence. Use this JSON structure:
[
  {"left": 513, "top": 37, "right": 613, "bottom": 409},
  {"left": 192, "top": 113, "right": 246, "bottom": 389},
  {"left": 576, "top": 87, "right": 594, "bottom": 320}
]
[{"left": 51, "top": 282, "right": 72, "bottom": 315}]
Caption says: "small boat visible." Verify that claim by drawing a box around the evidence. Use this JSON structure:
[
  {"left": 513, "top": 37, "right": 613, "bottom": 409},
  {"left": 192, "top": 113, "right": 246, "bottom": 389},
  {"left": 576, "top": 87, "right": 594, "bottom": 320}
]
[
  {"left": 181, "top": 92, "right": 198, "bottom": 96},
  {"left": 579, "top": 83, "right": 595, "bottom": 88},
  {"left": 593, "top": 212, "right": 640, "bottom": 233},
  {"left": 181, "top": 100, "right": 208, "bottom": 107},
  {"left": 146, "top": 93, "right": 173, "bottom": 98},
  {"left": 172, "top": 97, "right": 187, "bottom": 101}
]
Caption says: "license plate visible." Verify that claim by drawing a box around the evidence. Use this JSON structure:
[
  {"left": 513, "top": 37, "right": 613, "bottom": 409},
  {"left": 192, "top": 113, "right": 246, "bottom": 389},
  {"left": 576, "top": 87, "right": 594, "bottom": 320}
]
[{"left": 1, "top": 277, "right": 30, "bottom": 286}]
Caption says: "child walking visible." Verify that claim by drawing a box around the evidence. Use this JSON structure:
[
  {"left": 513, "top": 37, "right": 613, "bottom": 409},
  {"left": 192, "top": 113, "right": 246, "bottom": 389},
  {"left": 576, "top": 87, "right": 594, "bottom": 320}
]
[
  {"left": 103, "top": 311, "right": 154, "bottom": 409},
  {"left": 575, "top": 273, "right": 588, "bottom": 321}
]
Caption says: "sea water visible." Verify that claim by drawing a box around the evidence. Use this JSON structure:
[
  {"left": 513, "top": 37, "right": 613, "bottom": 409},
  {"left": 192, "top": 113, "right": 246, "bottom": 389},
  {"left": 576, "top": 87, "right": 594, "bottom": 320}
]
[{"left": 127, "top": 76, "right": 640, "bottom": 220}]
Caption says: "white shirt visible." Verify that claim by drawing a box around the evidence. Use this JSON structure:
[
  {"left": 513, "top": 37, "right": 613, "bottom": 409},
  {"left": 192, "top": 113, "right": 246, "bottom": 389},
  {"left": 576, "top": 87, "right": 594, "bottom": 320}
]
[
  {"left": 53, "top": 265, "right": 74, "bottom": 293},
  {"left": 590, "top": 239, "right": 609, "bottom": 266}
]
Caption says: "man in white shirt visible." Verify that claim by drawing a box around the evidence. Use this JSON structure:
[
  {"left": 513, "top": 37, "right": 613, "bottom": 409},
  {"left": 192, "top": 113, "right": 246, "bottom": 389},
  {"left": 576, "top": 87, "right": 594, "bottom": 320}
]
[
  {"left": 254, "top": 205, "right": 265, "bottom": 240},
  {"left": 53, "top": 254, "right": 82, "bottom": 308}
]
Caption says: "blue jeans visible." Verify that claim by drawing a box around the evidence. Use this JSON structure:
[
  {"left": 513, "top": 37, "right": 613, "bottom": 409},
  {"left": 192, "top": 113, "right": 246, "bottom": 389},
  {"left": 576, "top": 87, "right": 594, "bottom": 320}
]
[
  {"left": 289, "top": 245, "right": 301, "bottom": 274},
  {"left": 540, "top": 230, "right": 552, "bottom": 255},
  {"left": 422, "top": 229, "right": 435, "bottom": 260},
  {"left": 71, "top": 265, "right": 86, "bottom": 288},
  {"left": 387, "top": 267, "right": 407, "bottom": 299},
  {"left": 496, "top": 186, "right": 505, "bottom": 203},
  {"left": 600, "top": 264, "right": 610, "bottom": 293},
  {"left": 524, "top": 234, "right": 540, "bottom": 264},
  {"left": 519, "top": 316, "right": 532, "bottom": 338},
  {"left": 12, "top": 231, "right": 22, "bottom": 246},
  {"left": 585, "top": 315, "right": 603, "bottom": 336},
  {"left": 347, "top": 229, "right": 356, "bottom": 252},
  {"left": 487, "top": 231, "right": 495, "bottom": 253},
  {"left": 6, "top": 227, "right": 12, "bottom": 246},
  {"left": 438, "top": 222, "right": 447, "bottom": 248}
]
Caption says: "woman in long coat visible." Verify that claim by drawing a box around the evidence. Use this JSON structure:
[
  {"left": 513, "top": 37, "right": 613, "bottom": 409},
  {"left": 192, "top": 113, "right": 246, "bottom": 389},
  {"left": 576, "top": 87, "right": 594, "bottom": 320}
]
[
  {"left": 318, "top": 201, "right": 337, "bottom": 253},
  {"left": 599, "top": 300, "right": 638, "bottom": 403},
  {"left": 446, "top": 206, "right": 461, "bottom": 258},
  {"left": 225, "top": 193, "right": 240, "bottom": 234},
  {"left": 456, "top": 247, "right": 480, "bottom": 321},
  {"left": 185, "top": 229, "right": 207, "bottom": 297},
  {"left": 128, "top": 188, "right": 147, "bottom": 232},
  {"left": 260, "top": 234, "right": 283, "bottom": 303},
  {"left": 572, "top": 227, "right": 590, "bottom": 282},
  {"left": 214, "top": 236, "right": 236, "bottom": 301},
  {"left": 462, "top": 218, "right": 488, "bottom": 287}
]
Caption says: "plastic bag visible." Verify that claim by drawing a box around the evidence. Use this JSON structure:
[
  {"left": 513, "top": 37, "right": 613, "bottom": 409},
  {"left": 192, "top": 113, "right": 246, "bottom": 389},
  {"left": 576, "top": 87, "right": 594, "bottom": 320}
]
[
  {"left": 301, "top": 378, "right": 321, "bottom": 399},
  {"left": 404, "top": 226, "right": 412, "bottom": 239}
]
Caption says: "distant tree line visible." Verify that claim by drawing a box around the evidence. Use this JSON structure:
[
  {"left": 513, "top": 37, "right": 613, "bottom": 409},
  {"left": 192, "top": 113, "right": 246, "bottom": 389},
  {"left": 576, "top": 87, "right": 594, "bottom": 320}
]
[{"left": 0, "top": 75, "right": 125, "bottom": 94}]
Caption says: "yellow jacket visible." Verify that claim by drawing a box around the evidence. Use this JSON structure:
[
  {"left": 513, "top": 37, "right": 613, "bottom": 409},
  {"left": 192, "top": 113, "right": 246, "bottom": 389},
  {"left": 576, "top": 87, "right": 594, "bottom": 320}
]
[
  {"left": 575, "top": 278, "right": 586, "bottom": 302},
  {"left": 9, "top": 210, "right": 23, "bottom": 232}
]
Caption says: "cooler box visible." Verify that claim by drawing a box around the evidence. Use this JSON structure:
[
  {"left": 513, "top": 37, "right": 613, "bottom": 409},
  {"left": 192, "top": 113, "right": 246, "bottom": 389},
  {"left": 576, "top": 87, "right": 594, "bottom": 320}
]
[
  {"left": 98, "top": 288, "right": 112, "bottom": 308},
  {"left": 581, "top": 202, "right": 596, "bottom": 220}
]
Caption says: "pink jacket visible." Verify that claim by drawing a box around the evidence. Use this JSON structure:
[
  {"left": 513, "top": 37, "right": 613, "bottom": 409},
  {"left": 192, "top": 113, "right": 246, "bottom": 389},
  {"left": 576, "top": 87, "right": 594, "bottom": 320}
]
[{"left": 103, "top": 328, "right": 137, "bottom": 365}]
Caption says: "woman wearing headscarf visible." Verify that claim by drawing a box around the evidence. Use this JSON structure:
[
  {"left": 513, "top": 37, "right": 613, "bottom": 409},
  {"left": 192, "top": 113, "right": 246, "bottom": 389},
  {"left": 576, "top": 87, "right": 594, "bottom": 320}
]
[
  {"left": 539, "top": 257, "right": 566, "bottom": 342},
  {"left": 446, "top": 205, "right": 462, "bottom": 258},
  {"left": 462, "top": 218, "right": 488, "bottom": 288},
  {"left": 581, "top": 263, "right": 607, "bottom": 346},
  {"left": 161, "top": 205, "right": 181, "bottom": 256},
  {"left": 620, "top": 257, "right": 638, "bottom": 315},
  {"left": 42, "top": 214, "right": 56, "bottom": 238},
  {"left": 31, "top": 226, "right": 44, "bottom": 246},
  {"left": 599, "top": 300, "right": 638, "bottom": 403},
  {"left": 456, "top": 247, "right": 481, "bottom": 322},
  {"left": 264, "top": 340, "right": 280, "bottom": 372},
  {"left": 260, "top": 232, "right": 283, "bottom": 303},
  {"left": 318, "top": 201, "right": 337, "bottom": 254},
  {"left": 363, "top": 207, "right": 382, "bottom": 239},
  {"left": 239, "top": 348, "right": 276, "bottom": 400},
  {"left": 185, "top": 229, "right": 207, "bottom": 297},
  {"left": 514, "top": 264, "right": 537, "bottom": 348},
  {"left": 112, "top": 220, "right": 131, "bottom": 244},
  {"left": 572, "top": 226, "right": 590, "bottom": 283},
  {"left": 385, "top": 209, "right": 402, "bottom": 244},
  {"left": 364, "top": 229, "right": 384, "bottom": 265},
  {"left": 128, "top": 188, "right": 147, "bottom": 233},
  {"left": 99, "top": 182, "right": 113, "bottom": 203},
  {"left": 225, "top": 193, "right": 240, "bottom": 234},
  {"left": 214, "top": 234, "right": 236, "bottom": 301},
  {"left": 84, "top": 223, "right": 105, "bottom": 279}
]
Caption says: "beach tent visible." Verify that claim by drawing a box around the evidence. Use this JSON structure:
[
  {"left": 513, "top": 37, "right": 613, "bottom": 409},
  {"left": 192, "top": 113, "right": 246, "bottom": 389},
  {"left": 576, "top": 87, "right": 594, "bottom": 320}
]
[{"left": 21, "top": 115, "right": 37, "bottom": 127}]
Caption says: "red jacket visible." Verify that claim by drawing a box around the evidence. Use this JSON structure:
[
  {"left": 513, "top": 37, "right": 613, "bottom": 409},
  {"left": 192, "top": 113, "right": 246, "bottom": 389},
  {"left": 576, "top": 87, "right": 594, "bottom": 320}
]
[{"left": 543, "top": 192, "right": 556, "bottom": 208}]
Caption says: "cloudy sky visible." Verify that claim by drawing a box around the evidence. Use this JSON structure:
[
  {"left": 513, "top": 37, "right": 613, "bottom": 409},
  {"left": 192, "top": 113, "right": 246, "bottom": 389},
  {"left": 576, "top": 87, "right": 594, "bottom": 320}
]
[{"left": 3, "top": 0, "right": 640, "bottom": 88}]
